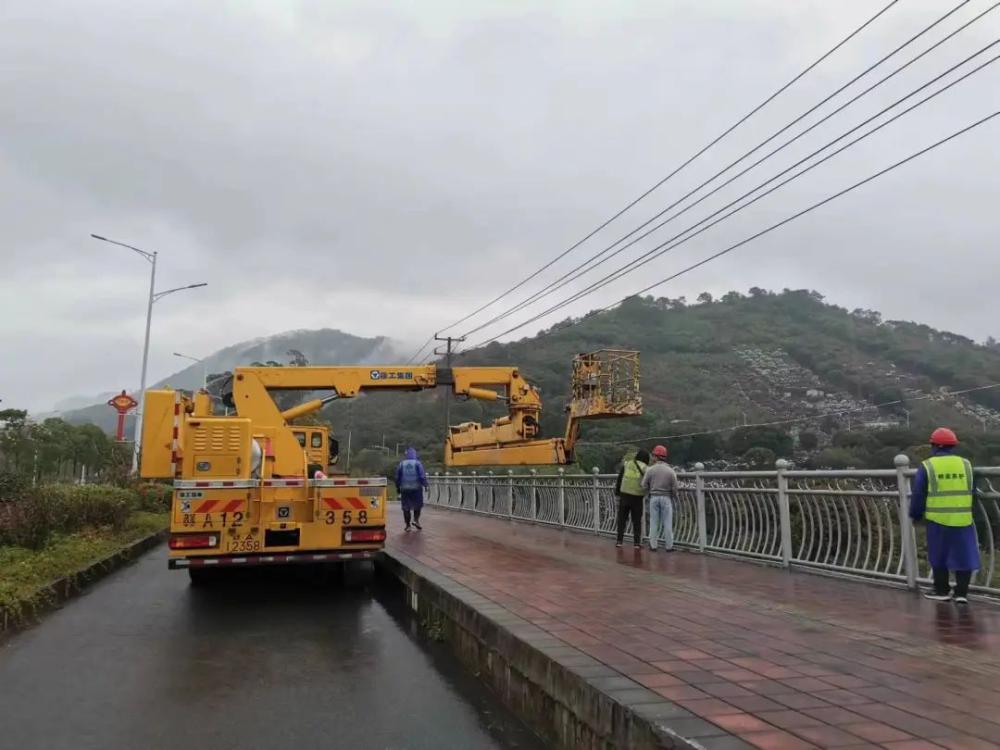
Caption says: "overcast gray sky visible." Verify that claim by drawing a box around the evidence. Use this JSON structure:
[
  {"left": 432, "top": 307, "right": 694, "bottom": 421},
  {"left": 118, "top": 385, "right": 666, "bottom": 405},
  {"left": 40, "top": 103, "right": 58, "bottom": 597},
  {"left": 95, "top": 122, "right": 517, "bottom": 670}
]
[{"left": 2, "top": 0, "right": 998, "bottom": 412}]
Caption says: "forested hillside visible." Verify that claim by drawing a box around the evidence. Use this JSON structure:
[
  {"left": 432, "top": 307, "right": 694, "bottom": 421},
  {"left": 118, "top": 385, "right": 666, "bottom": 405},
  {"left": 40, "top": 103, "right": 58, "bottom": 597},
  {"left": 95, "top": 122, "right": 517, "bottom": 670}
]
[{"left": 326, "top": 289, "right": 1000, "bottom": 473}]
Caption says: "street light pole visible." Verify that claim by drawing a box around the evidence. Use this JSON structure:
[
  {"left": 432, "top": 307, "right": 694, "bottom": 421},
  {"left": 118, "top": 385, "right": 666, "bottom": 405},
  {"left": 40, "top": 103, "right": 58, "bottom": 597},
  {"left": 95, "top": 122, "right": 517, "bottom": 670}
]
[
  {"left": 138, "top": 250, "right": 157, "bottom": 467},
  {"left": 91, "top": 233, "right": 206, "bottom": 473},
  {"left": 173, "top": 352, "right": 207, "bottom": 389}
]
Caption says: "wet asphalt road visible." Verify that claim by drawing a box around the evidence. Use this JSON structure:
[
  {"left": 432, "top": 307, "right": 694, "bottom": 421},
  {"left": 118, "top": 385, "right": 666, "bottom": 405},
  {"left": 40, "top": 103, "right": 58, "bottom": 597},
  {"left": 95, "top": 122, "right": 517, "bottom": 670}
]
[{"left": 0, "top": 546, "right": 546, "bottom": 750}]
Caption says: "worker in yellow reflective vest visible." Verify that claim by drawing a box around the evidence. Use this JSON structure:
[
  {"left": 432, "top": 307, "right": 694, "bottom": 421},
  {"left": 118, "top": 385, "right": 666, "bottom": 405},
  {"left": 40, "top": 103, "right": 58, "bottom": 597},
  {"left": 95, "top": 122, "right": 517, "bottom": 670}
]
[
  {"left": 615, "top": 449, "right": 649, "bottom": 548},
  {"left": 909, "top": 428, "right": 981, "bottom": 604}
]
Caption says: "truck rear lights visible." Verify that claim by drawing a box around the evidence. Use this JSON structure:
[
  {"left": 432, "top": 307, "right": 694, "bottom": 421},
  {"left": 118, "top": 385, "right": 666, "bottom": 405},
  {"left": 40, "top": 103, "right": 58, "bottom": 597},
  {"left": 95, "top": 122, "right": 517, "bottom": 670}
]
[
  {"left": 343, "top": 528, "right": 386, "bottom": 543},
  {"left": 169, "top": 534, "right": 219, "bottom": 550}
]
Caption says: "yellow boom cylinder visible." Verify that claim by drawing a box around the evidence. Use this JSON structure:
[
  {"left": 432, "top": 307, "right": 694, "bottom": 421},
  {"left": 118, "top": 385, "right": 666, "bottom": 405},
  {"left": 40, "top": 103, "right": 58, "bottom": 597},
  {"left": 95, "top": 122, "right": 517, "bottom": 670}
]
[
  {"left": 465, "top": 387, "right": 501, "bottom": 401},
  {"left": 280, "top": 398, "right": 326, "bottom": 422}
]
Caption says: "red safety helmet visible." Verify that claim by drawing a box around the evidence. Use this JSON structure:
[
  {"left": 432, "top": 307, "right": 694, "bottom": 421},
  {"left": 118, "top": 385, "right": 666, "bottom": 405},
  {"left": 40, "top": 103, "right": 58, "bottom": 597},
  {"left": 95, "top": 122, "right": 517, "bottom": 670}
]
[
  {"left": 652, "top": 444, "right": 668, "bottom": 459},
  {"left": 929, "top": 427, "right": 958, "bottom": 447}
]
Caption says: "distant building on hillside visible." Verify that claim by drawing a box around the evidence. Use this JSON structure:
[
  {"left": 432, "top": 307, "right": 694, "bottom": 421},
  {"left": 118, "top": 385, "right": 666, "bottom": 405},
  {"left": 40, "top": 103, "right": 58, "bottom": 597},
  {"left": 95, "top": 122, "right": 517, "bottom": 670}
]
[{"left": 862, "top": 420, "right": 901, "bottom": 430}]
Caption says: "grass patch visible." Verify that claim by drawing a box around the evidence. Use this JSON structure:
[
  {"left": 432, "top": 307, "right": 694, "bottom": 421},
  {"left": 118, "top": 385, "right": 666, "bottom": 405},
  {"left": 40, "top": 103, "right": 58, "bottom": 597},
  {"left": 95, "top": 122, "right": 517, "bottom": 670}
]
[{"left": 0, "top": 511, "right": 167, "bottom": 623}]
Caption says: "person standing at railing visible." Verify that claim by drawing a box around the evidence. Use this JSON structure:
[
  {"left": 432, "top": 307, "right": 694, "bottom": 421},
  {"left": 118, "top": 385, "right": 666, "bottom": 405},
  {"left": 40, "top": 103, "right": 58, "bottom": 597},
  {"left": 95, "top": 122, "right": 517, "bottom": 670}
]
[
  {"left": 396, "top": 447, "right": 428, "bottom": 532},
  {"left": 615, "top": 449, "right": 649, "bottom": 548},
  {"left": 642, "top": 445, "right": 677, "bottom": 552},
  {"left": 909, "top": 428, "right": 980, "bottom": 604}
]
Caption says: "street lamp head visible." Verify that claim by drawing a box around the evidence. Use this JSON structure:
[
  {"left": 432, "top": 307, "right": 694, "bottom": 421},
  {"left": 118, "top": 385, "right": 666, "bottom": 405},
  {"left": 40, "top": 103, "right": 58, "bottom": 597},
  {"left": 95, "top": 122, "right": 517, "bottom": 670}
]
[
  {"left": 90, "top": 233, "right": 155, "bottom": 261},
  {"left": 153, "top": 282, "right": 208, "bottom": 303}
]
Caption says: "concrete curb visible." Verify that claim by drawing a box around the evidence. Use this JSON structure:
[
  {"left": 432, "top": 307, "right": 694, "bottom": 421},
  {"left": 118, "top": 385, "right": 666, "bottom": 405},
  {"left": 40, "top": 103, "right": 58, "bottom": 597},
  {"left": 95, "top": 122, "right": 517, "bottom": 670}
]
[
  {"left": 380, "top": 547, "right": 746, "bottom": 750},
  {"left": 1, "top": 529, "right": 167, "bottom": 639}
]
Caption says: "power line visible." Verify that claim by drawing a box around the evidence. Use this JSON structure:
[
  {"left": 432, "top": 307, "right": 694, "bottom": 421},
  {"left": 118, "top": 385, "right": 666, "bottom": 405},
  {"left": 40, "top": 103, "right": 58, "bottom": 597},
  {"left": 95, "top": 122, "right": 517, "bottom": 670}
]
[
  {"left": 404, "top": 333, "right": 437, "bottom": 365},
  {"left": 578, "top": 383, "right": 1000, "bottom": 447},
  {"left": 463, "top": 109, "right": 1000, "bottom": 350},
  {"left": 489, "top": 43, "right": 1000, "bottom": 334},
  {"left": 462, "top": 58, "right": 1000, "bottom": 349},
  {"left": 457, "top": 2, "right": 994, "bottom": 340},
  {"left": 424, "top": 0, "right": 904, "bottom": 341}
]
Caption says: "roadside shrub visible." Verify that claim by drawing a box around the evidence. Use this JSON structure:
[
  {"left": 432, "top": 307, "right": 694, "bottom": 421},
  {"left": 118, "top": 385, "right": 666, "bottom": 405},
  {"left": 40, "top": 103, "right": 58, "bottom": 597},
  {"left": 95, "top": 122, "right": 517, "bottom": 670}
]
[
  {"left": 134, "top": 482, "right": 172, "bottom": 512},
  {"left": 0, "top": 484, "right": 133, "bottom": 550}
]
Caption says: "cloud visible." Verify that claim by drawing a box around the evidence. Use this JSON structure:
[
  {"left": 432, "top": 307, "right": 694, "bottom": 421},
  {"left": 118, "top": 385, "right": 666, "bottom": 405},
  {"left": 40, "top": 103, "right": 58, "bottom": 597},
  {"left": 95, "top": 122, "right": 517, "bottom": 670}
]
[{"left": 2, "top": 0, "right": 998, "bottom": 411}]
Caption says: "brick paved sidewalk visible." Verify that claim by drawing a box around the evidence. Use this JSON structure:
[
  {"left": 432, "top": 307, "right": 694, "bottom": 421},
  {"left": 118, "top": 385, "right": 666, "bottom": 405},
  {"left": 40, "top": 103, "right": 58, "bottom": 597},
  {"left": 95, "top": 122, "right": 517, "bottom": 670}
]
[{"left": 390, "top": 508, "right": 1000, "bottom": 750}]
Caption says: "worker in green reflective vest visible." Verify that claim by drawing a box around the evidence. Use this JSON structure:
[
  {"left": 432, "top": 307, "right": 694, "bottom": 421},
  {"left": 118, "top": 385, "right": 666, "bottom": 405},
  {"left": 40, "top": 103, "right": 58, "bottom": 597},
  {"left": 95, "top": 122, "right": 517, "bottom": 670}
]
[{"left": 909, "top": 427, "right": 981, "bottom": 604}]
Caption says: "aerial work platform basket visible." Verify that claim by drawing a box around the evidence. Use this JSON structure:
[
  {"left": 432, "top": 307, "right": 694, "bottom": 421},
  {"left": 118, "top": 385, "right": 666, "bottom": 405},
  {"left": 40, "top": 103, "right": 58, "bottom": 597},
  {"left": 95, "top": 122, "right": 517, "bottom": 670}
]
[{"left": 569, "top": 350, "right": 642, "bottom": 420}]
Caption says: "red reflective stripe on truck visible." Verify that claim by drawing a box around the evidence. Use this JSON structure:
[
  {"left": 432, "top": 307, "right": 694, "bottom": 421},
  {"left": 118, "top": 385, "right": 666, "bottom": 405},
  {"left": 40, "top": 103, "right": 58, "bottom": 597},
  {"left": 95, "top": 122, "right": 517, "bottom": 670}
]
[
  {"left": 170, "top": 392, "right": 182, "bottom": 478},
  {"left": 321, "top": 497, "right": 366, "bottom": 510},
  {"left": 262, "top": 478, "right": 305, "bottom": 487},
  {"left": 186, "top": 499, "right": 246, "bottom": 514}
]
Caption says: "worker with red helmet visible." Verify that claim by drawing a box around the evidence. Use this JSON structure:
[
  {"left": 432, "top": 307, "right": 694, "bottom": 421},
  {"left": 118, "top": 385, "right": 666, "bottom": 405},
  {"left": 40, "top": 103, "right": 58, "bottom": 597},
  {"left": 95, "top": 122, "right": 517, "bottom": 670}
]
[
  {"left": 909, "top": 427, "right": 980, "bottom": 603},
  {"left": 642, "top": 444, "right": 678, "bottom": 552}
]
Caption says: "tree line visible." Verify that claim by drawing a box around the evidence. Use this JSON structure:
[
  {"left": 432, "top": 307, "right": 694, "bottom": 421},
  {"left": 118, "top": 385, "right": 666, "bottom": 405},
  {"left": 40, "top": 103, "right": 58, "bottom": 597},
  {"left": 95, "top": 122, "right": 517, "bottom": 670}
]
[{"left": 0, "top": 408, "right": 130, "bottom": 495}]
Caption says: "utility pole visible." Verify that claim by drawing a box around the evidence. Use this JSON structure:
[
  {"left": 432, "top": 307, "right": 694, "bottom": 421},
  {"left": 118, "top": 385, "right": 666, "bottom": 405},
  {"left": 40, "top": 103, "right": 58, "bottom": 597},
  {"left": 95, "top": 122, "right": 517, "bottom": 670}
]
[{"left": 434, "top": 334, "right": 466, "bottom": 438}]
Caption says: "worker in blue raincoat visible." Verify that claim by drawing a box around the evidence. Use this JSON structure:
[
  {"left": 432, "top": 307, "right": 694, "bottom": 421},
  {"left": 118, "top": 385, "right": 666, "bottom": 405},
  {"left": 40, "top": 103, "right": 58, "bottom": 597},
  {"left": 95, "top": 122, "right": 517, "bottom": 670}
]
[
  {"left": 909, "top": 428, "right": 981, "bottom": 604},
  {"left": 395, "top": 447, "right": 428, "bottom": 532}
]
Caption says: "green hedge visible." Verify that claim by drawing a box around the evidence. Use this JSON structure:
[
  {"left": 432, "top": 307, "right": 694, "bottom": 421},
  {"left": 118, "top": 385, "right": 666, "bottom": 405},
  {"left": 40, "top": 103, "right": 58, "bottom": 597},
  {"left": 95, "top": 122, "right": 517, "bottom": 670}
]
[{"left": 0, "top": 482, "right": 171, "bottom": 550}]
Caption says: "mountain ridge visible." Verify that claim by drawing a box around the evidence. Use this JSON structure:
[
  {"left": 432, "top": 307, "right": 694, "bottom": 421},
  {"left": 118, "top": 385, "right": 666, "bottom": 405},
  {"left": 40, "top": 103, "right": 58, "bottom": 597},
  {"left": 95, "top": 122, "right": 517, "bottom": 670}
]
[
  {"left": 58, "top": 328, "right": 405, "bottom": 435},
  {"left": 56, "top": 289, "right": 1000, "bottom": 469}
]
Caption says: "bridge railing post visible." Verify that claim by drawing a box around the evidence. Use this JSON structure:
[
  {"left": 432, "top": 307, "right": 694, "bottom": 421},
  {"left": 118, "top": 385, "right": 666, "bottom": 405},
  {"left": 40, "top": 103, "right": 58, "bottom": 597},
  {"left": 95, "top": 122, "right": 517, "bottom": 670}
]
[
  {"left": 895, "top": 454, "right": 919, "bottom": 590},
  {"left": 488, "top": 470, "right": 495, "bottom": 515},
  {"left": 776, "top": 459, "right": 792, "bottom": 568},
  {"left": 507, "top": 470, "right": 514, "bottom": 518},
  {"left": 694, "top": 462, "right": 707, "bottom": 552},
  {"left": 529, "top": 469, "right": 537, "bottom": 521},
  {"left": 557, "top": 468, "right": 566, "bottom": 526},
  {"left": 592, "top": 466, "right": 601, "bottom": 534}
]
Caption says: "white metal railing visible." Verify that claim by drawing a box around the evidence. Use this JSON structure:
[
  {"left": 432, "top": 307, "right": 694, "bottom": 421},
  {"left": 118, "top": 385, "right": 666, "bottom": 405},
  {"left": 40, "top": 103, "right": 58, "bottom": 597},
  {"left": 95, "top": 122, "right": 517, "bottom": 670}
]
[{"left": 427, "top": 457, "right": 1000, "bottom": 597}]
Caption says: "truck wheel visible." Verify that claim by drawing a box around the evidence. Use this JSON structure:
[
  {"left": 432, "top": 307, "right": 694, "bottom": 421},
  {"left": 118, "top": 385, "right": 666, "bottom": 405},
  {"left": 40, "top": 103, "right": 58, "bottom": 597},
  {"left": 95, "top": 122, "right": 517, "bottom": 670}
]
[
  {"left": 342, "top": 560, "right": 374, "bottom": 587},
  {"left": 188, "top": 567, "right": 216, "bottom": 586}
]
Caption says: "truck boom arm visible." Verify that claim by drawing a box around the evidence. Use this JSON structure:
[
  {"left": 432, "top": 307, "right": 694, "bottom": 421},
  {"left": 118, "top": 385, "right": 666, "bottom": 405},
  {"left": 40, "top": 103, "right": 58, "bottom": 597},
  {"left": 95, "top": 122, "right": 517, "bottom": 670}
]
[{"left": 231, "top": 364, "right": 544, "bottom": 471}]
